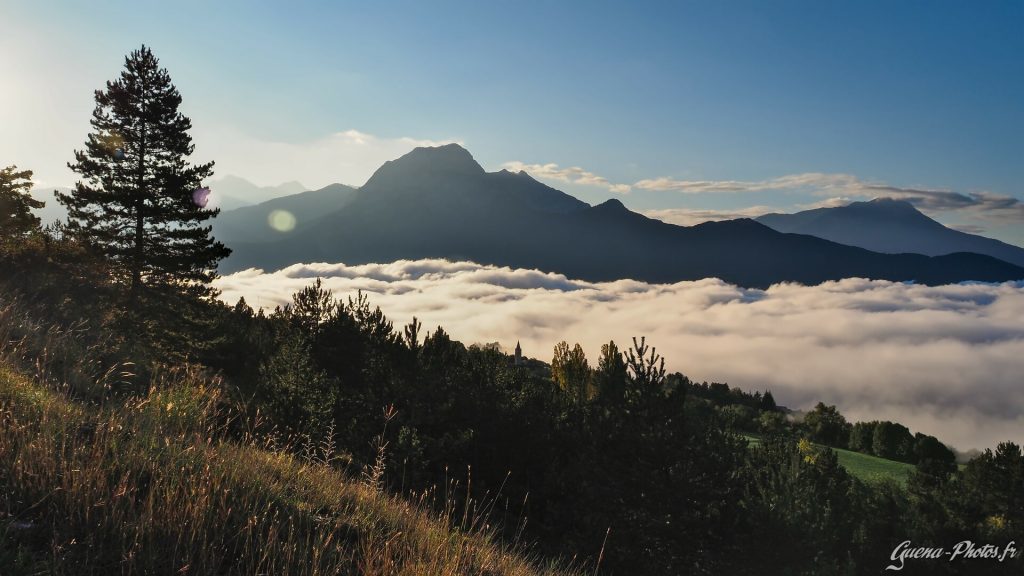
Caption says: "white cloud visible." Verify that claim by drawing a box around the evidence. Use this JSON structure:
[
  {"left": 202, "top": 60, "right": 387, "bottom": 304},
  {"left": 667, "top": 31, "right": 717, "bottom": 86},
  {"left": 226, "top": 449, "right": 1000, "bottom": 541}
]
[
  {"left": 191, "top": 127, "right": 461, "bottom": 190},
  {"left": 641, "top": 206, "right": 779, "bottom": 226},
  {"left": 633, "top": 173, "right": 1024, "bottom": 223},
  {"left": 501, "top": 158, "right": 1024, "bottom": 230},
  {"left": 215, "top": 259, "right": 1024, "bottom": 452},
  {"left": 501, "top": 161, "right": 631, "bottom": 193},
  {"left": 794, "top": 197, "right": 857, "bottom": 210},
  {"left": 632, "top": 172, "right": 853, "bottom": 194}
]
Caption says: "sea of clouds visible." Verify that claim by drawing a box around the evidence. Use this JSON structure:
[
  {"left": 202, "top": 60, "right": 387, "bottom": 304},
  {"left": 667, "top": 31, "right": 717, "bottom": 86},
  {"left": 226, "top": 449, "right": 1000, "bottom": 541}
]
[{"left": 214, "top": 259, "right": 1024, "bottom": 452}]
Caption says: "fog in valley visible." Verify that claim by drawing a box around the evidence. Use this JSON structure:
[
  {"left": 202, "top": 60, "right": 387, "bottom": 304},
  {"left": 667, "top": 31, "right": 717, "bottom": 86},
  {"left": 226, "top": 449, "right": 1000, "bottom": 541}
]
[{"left": 216, "top": 259, "right": 1024, "bottom": 452}]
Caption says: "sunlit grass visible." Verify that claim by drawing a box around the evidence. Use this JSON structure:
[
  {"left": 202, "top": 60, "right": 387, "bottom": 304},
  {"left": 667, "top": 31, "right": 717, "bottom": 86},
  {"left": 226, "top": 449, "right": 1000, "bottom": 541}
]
[
  {"left": 742, "top": 434, "right": 914, "bottom": 485},
  {"left": 0, "top": 301, "right": 580, "bottom": 576},
  {"left": 831, "top": 446, "right": 914, "bottom": 485}
]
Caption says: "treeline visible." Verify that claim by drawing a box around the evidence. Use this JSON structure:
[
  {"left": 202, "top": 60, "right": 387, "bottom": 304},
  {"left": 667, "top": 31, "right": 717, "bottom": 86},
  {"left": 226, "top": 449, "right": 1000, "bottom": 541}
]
[
  {"left": 212, "top": 284, "right": 745, "bottom": 574},
  {"left": 701, "top": 379, "right": 957, "bottom": 468}
]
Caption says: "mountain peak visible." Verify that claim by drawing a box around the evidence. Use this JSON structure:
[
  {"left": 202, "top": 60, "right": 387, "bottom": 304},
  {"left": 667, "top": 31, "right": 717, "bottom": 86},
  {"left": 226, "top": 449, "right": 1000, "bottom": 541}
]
[
  {"left": 841, "top": 197, "right": 933, "bottom": 223},
  {"left": 362, "top": 144, "right": 485, "bottom": 190},
  {"left": 865, "top": 197, "right": 918, "bottom": 211},
  {"left": 756, "top": 195, "right": 1024, "bottom": 267},
  {"left": 595, "top": 198, "right": 628, "bottom": 211},
  {"left": 395, "top": 143, "right": 484, "bottom": 175}
]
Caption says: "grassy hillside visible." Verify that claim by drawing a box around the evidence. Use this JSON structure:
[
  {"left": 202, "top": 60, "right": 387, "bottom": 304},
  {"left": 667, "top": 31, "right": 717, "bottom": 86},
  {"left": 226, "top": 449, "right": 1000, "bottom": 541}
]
[
  {"left": 743, "top": 435, "right": 914, "bottom": 484},
  {"left": 0, "top": 359, "right": 578, "bottom": 576},
  {"left": 831, "top": 446, "right": 915, "bottom": 484}
]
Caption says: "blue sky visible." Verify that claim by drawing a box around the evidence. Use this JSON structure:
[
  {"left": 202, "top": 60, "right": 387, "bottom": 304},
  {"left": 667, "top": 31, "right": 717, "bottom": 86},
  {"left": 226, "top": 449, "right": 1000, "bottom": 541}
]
[{"left": 3, "top": 0, "right": 1023, "bottom": 243}]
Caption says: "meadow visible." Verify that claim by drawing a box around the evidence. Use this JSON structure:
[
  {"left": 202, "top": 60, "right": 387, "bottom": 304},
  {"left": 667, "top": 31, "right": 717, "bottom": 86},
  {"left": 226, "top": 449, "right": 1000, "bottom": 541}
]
[{"left": 744, "top": 435, "right": 915, "bottom": 485}]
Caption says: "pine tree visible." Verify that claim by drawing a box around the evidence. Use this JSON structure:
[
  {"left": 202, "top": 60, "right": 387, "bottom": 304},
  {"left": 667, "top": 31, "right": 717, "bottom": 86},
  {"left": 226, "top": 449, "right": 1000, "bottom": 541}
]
[
  {"left": 258, "top": 327, "right": 334, "bottom": 435},
  {"left": 58, "top": 45, "right": 229, "bottom": 356},
  {"left": 0, "top": 165, "right": 43, "bottom": 241},
  {"left": 624, "top": 336, "right": 666, "bottom": 403},
  {"left": 594, "top": 340, "right": 627, "bottom": 404},
  {"left": 551, "top": 341, "right": 591, "bottom": 404}
]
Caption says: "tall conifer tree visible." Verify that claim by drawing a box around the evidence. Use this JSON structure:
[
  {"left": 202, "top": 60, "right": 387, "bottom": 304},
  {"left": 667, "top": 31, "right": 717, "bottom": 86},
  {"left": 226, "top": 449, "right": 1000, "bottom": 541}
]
[
  {"left": 59, "top": 45, "right": 229, "bottom": 355},
  {"left": 0, "top": 165, "right": 43, "bottom": 240}
]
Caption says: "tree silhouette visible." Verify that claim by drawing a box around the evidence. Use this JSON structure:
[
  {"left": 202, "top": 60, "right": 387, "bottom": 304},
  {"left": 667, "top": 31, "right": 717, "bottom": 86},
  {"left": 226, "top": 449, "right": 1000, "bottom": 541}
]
[
  {"left": 803, "top": 402, "right": 851, "bottom": 448},
  {"left": 594, "top": 340, "right": 627, "bottom": 404},
  {"left": 58, "top": 45, "right": 229, "bottom": 356},
  {"left": 0, "top": 165, "right": 43, "bottom": 240},
  {"left": 551, "top": 341, "right": 591, "bottom": 403},
  {"left": 624, "top": 336, "right": 666, "bottom": 403}
]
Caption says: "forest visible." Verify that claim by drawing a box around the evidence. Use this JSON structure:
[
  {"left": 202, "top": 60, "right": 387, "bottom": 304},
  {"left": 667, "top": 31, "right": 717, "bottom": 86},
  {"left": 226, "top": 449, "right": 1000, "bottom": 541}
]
[{"left": 1, "top": 46, "right": 1022, "bottom": 576}]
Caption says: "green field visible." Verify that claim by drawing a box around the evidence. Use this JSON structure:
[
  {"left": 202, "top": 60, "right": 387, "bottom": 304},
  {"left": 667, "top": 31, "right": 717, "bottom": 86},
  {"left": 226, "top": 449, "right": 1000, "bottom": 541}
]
[
  {"left": 742, "top": 435, "right": 915, "bottom": 485},
  {"left": 832, "top": 446, "right": 915, "bottom": 484}
]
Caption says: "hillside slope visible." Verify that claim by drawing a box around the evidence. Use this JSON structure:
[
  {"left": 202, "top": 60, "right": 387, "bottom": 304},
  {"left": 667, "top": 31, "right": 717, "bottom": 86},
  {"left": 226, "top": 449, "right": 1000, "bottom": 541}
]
[
  {"left": 0, "top": 360, "right": 576, "bottom": 576},
  {"left": 213, "top": 183, "right": 358, "bottom": 244}
]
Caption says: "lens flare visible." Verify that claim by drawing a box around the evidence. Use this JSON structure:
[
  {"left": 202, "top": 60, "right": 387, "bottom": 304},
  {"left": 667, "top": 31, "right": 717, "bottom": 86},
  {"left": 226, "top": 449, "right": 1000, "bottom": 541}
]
[
  {"left": 268, "top": 210, "right": 296, "bottom": 232},
  {"left": 192, "top": 187, "right": 211, "bottom": 208}
]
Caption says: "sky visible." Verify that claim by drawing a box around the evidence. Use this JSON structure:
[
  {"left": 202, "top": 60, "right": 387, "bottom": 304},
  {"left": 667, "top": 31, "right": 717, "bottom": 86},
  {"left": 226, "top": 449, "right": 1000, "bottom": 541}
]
[
  {"left": 2, "top": 0, "right": 1023, "bottom": 244},
  {"left": 215, "top": 260, "right": 1024, "bottom": 452}
]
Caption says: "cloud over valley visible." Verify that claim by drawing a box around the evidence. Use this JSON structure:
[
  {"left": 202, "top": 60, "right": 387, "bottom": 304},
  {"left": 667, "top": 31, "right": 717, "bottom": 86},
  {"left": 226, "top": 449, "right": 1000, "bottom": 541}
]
[{"left": 215, "top": 260, "right": 1024, "bottom": 452}]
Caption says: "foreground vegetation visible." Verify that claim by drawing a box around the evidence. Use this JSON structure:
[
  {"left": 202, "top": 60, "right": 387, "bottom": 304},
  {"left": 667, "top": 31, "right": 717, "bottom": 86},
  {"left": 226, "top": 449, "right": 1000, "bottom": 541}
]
[{"left": 0, "top": 306, "right": 578, "bottom": 576}]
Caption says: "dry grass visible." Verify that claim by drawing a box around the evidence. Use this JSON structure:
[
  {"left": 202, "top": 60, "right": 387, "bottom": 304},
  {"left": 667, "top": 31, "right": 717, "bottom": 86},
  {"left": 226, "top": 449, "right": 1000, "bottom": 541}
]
[{"left": 0, "top": 301, "right": 580, "bottom": 576}]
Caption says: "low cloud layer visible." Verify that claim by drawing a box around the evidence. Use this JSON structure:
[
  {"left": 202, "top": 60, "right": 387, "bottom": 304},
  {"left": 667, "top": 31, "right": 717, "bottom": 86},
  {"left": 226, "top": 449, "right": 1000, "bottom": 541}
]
[
  {"left": 504, "top": 158, "right": 1024, "bottom": 227},
  {"left": 215, "top": 260, "right": 1024, "bottom": 452}
]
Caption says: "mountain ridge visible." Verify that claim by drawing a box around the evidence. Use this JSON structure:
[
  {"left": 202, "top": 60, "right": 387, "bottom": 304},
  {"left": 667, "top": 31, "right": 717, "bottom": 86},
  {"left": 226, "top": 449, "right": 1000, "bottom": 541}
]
[
  {"left": 756, "top": 199, "right": 1024, "bottom": 267},
  {"left": 217, "top": 145, "right": 1024, "bottom": 288},
  {"left": 212, "top": 183, "right": 358, "bottom": 244}
]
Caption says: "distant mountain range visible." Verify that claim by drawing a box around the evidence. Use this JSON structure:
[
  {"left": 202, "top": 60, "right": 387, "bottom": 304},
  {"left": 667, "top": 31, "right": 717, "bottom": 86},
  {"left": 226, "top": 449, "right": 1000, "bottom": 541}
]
[
  {"left": 208, "top": 176, "right": 308, "bottom": 211},
  {"left": 756, "top": 199, "right": 1024, "bottom": 268},
  {"left": 217, "top": 144, "right": 1024, "bottom": 287},
  {"left": 29, "top": 176, "right": 308, "bottom": 226},
  {"left": 212, "top": 183, "right": 357, "bottom": 244}
]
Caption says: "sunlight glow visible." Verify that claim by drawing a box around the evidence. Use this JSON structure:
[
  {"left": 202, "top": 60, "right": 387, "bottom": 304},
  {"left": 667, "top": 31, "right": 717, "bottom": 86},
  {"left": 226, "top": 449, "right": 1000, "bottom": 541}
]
[{"left": 267, "top": 209, "right": 296, "bottom": 232}]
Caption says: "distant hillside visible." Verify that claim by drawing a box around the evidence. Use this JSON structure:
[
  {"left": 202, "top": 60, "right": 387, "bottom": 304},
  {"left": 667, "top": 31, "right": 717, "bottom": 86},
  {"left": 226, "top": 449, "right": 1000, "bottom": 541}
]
[
  {"left": 209, "top": 175, "right": 308, "bottom": 210},
  {"left": 29, "top": 178, "right": 311, "bottom": 229},
  {"left": 219, "top": 145, "right": 1024, "bottom": 287},
  {"left": 744, "top": 435, "right": 914, "bottom": 485},
  {"left": 213, "top": 183, "right": 358, "bottom": 244},
  {"left": 757, "top": 198, "right": 1024, "bottom": 267}
]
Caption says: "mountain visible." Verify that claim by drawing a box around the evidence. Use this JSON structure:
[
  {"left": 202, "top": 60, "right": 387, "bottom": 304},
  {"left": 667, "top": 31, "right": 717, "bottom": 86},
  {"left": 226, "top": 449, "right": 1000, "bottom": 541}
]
[
  {"left": 756, "top": 198, "right": 1024, "bottom": 267},
  {"left": 30, "top": 186, "right": 71, "bottom": 227},
  {"left": 208, "top": 176, "right": 308, "bottom": 210},
  {"left": 213, "top": 183, "right": 358, "bottom": 245},
  {"left": 220, "top": 145, "right": 1024, "bottom": 287},
  {"left": 27, "top": 178, "right": 311, "bottom": 229}
]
